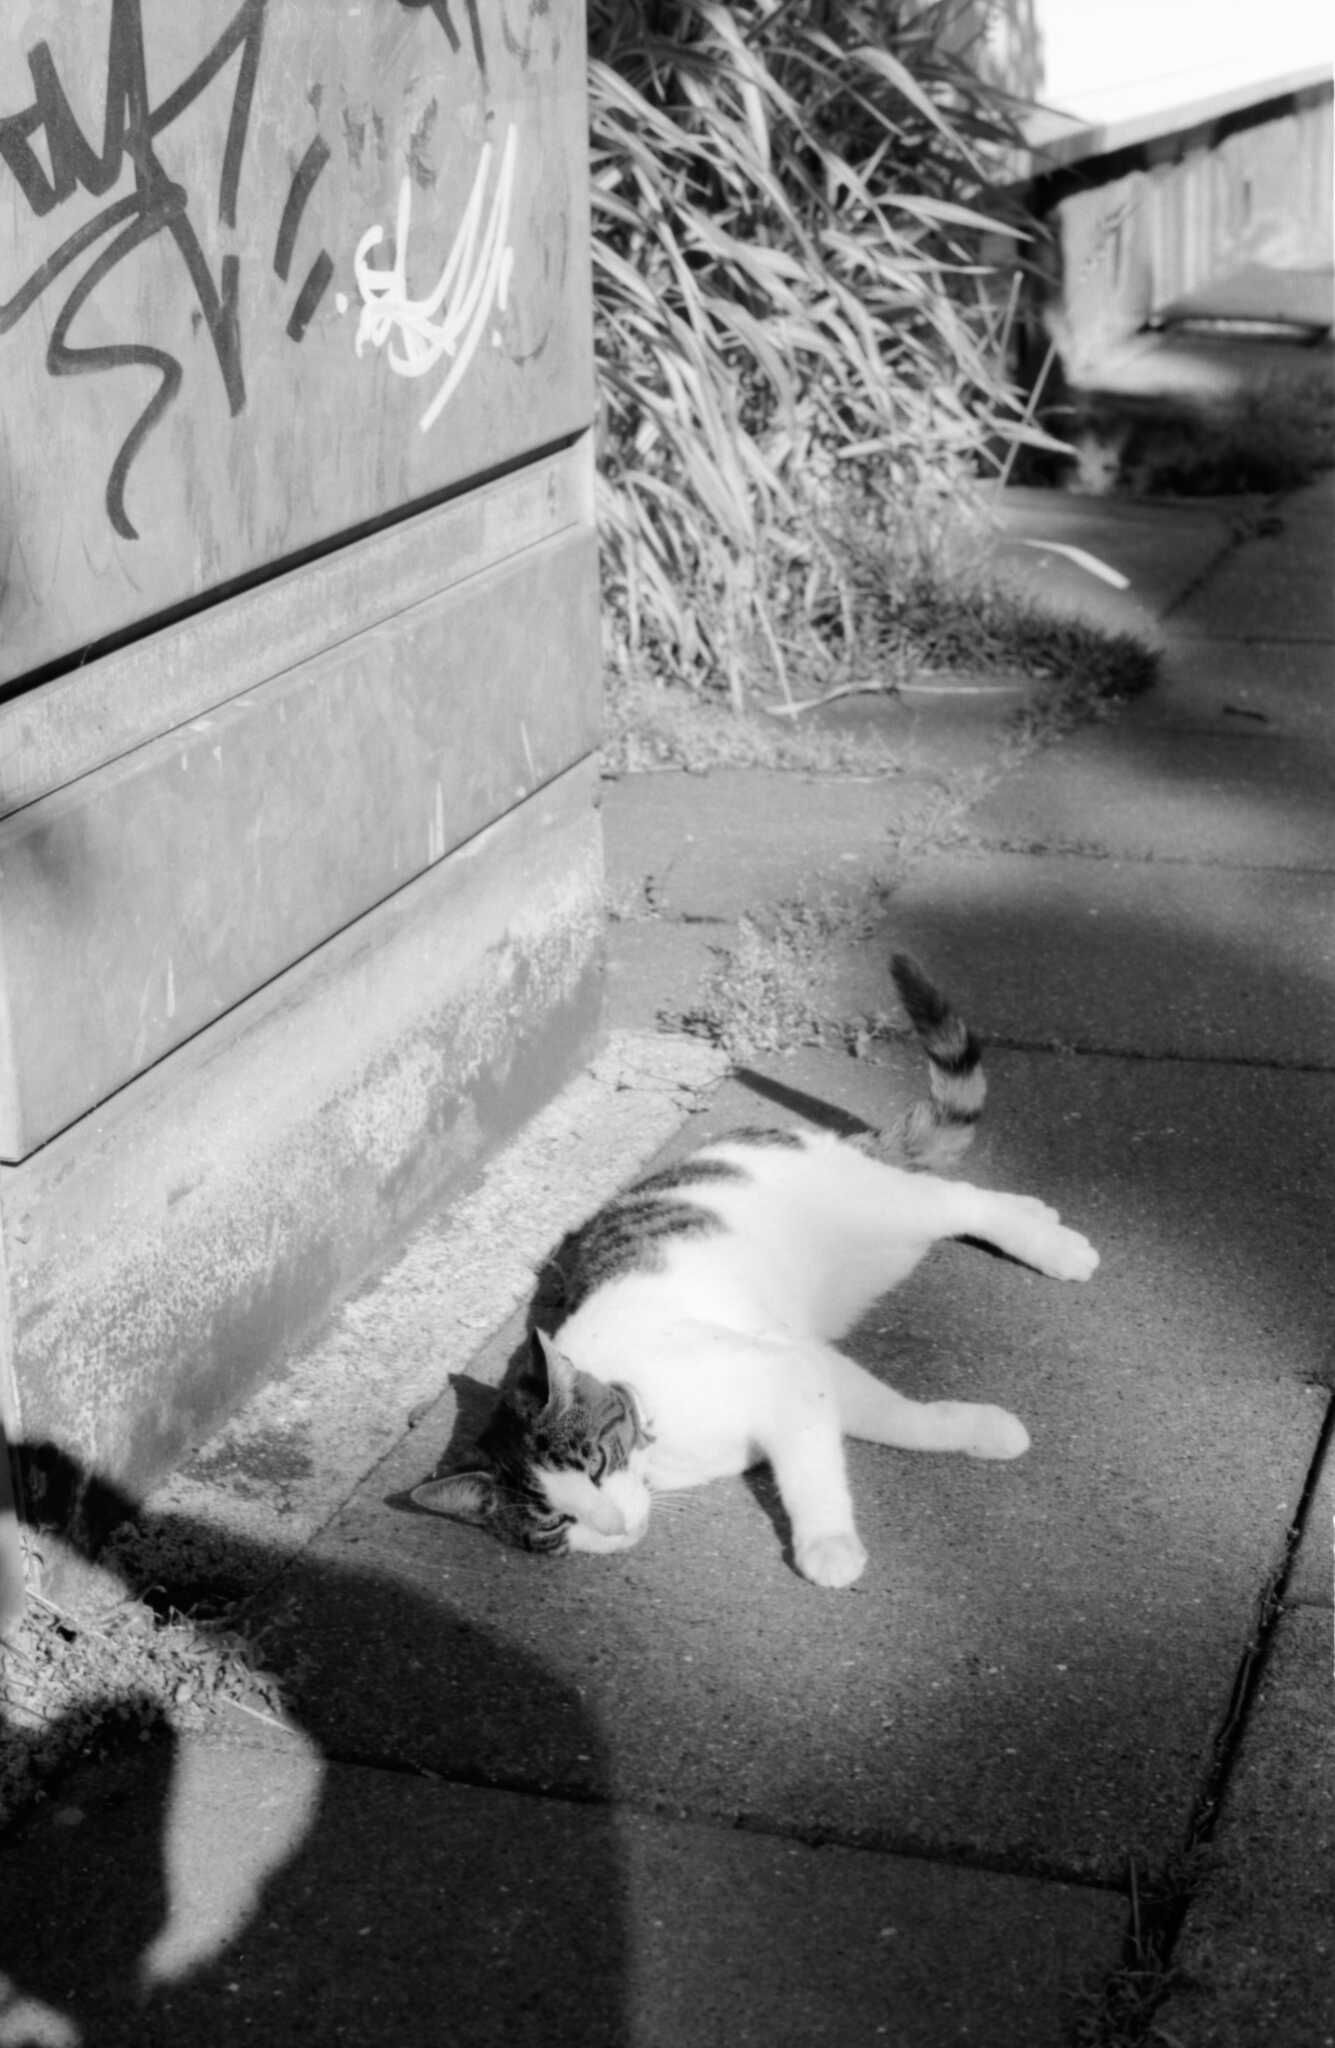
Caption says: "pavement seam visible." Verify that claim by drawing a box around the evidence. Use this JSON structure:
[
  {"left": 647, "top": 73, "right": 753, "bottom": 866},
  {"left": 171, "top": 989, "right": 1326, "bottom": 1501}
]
[
  {"left": 1156, "top": 500, "right": 1278, "bottom": 628},
  {"left": 984, "top": 1036, "right": 1335, "bottom": 1076},
  {"left": 953, "top": 842, "right": 1335, "bottom": 876},
  {"left": 1182, "top": 1385, "right": 1335, "bottom": 1853},
  {"left": 1082, "top": 1392, "right": 1335, "bottom": 2043},
  {"left": 263, "top": 1731, "right": 1130, "bottom": 1891}
]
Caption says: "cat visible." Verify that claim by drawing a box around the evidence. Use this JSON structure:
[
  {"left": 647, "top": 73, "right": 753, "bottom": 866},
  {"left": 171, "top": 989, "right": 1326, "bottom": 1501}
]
[{"left": 411, "top": 954, "right": 1098, "bottom": 1588}]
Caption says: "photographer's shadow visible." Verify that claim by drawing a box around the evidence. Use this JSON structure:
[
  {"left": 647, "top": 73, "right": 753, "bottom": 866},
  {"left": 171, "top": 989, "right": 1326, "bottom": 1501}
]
[{"left": 2, "top": 1442, "right": 629, "bottom": 2048}]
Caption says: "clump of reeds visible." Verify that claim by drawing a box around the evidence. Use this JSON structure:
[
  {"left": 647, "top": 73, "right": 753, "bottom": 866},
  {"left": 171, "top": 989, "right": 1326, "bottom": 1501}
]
[{"left": 588, "top": 0, "right": 1044, "bottom": 707}]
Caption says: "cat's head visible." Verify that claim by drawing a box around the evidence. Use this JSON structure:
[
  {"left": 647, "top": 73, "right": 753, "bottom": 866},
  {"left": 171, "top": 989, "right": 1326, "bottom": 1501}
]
[{"left": 410, "top": 1329, "right": 653, "bottom": 1556}]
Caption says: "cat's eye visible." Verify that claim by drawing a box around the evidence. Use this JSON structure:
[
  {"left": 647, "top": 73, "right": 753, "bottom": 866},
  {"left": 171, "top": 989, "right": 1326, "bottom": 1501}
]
[
  {"left": 525, "top": 1510, "right": 574, "bottom": 1555},
  {"left": 588, "top": 1445, "right": 608, "bottom": 1481}
]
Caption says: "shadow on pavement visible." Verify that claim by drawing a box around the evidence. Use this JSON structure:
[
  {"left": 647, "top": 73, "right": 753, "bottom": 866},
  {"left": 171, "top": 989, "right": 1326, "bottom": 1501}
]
[{"left": 2, "top": 1444, "right": 630, "bottom": 2048}]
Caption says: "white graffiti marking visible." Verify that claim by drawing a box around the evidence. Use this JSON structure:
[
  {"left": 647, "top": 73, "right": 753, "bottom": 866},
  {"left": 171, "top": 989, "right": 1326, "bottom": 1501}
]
[{"left": 352, "top": 123, "right": 517, "bottom": 432}]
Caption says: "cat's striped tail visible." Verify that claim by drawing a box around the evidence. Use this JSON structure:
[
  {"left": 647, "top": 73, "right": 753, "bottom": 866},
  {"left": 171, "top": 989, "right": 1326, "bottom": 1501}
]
[{"left": 882, "top": 953, "right": 986, "bottom": 1170}]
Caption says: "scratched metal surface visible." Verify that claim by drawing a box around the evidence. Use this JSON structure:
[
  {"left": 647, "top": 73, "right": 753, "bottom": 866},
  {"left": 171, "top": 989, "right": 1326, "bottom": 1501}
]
[
  {"left": 0, "top": 0, "right": 592, "bottom": 685},
  {"left": 0, "top": 520, "right": 602, "bottom": 1158}
]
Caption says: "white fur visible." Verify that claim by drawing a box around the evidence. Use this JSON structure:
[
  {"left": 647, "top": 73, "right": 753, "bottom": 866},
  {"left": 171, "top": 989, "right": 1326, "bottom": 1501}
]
[
  {"left": 547, "top": 1133, "right": 1097, "bottom": 1588},
  {"left": 540, "top": 1465, "right": 652, "bottom": 1552}
]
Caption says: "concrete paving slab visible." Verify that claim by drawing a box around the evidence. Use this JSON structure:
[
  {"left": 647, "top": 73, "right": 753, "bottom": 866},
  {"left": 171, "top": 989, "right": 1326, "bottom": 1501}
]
[
  {"left": 884, "top": 848, "right": 1335, "bottom": 1065},
  {"left": 1172, "top": 568, "right": 1335, "bottom": 647},
  {"left": 0, "top": 1730, "right": 1124, "bottom": 2048},
  {"left": 601, "top": 769, "right": 933, "bottom": 922},
  {"left": 1169, "top": 504, "right": 1335, "bottom": 642},
  {"left": 1154, "top": 1607, "right": 1335, "bottom": 2048},
  {"left": 799, "top": 680, "right": 1041, "bottom": 786},
  {"left": 602, "top": 746, "right": 1335, "bottom": 1061},
  {"left": 993, "top": 488, "right": 1237, "bottom": 624},
  {"left": 605, "top": 917, "right": 725, "bottom": 1036},
  {"left": 235, "top": 1046, "right": 1329, "bottom": 1886},
  {"left": 963, "top": 722, "right": 1335, "bottom": 871},
  {"left": 991, "top": 540, "right": 1164, "bottom": 645},
  {"left": 1258, "top": 474, "right": 1335, "bottom": 574},
  {"left": 1135, "top": 638, "right": 1335, "bottom": 743}
]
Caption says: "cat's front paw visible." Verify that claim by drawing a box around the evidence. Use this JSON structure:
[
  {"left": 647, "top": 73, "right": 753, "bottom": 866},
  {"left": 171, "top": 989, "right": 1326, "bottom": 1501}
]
[
  {"left": 795, "top": 1530, "right": 867, "bottom": 1589},
  {"left": 992, "top": 1195, "right": 1099, "bottom": 1281},
  {"left": 1036, "top": 1223, "right": 1099, "bottom": 1283},
  {"left": 963, "top": 1404, "right": 1030, "bottom": 1460}
]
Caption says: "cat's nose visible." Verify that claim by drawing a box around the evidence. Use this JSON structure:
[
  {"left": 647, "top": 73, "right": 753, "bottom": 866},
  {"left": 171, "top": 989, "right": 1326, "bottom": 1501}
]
[{"left": 587, "top": 1499, "right": 652, "bottom": 1543}]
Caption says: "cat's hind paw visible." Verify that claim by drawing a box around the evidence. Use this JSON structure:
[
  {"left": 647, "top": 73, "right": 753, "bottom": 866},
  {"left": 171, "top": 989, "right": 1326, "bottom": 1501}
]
[{"left": 795, "top": 1530, "right": 867, "bottom": 1589}]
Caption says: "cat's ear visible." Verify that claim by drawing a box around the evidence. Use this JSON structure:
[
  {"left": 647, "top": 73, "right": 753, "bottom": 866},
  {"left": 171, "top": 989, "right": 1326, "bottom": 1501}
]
[
  {"left": 522, "top": 1328, "right": 576, "bottom": 1411},
  {"left": 410, "top": 1471, "right": 498, "bottom": 1525}
]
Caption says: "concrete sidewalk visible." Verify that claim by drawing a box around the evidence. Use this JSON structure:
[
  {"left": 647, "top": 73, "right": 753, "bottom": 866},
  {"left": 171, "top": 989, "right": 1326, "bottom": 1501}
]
[{"left": 3, "top": 478, "right": 1332, "bottom": 2046}]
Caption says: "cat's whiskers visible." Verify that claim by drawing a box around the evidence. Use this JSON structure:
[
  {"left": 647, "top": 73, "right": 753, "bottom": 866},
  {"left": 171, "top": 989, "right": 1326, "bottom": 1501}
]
[{"left": 647, "top": 1488, "right": 699, "bottom": 1517}]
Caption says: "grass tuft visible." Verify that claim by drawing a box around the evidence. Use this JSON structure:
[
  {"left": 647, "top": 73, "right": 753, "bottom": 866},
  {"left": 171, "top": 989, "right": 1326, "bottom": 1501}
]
[
  {"left": 666, "top": 894, "right": 885, "bottom": 1060},
  {"left": 1071, "top": 1852, "right": 1215, "bottom": 2048},
  {"left": 605, "top": 542, "right": 1160, "bottom": 775},
  {"left": 841, "top": 545, "right": 1161, "bottom": 701},
  {"left": 1, "top": 1588, "right": 289, "bottom": 1830}
]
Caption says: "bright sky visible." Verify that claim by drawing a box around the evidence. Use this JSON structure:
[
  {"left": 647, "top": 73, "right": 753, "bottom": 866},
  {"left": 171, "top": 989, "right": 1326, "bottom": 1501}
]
[{"left": 1037, "top": 0, "right": 1334, "bottom": 121}]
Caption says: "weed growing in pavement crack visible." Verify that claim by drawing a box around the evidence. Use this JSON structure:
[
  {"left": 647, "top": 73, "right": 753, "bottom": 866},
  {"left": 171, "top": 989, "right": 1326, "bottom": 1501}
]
[
  {"left": 664, "top": 892, "right": 893, "bottom": 1062},
  {"left": 660, "top": 677, "right": 1108, "bottom": 1060},
  {"left": 1072, "top": 1850, "right": 1215, "bottom": 2048}
]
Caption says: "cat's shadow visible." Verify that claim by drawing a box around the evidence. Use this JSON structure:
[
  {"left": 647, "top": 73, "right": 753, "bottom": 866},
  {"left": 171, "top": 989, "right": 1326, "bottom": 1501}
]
[
  {"left": 395, "top": 1261, "right": 576, "bottom": 1505},
  {"left": 740, "top": 1465, "right": 803, "bottom": 1578},
  {"left": 391, "top": 1369, "right": 509, "bottom": 1506}
]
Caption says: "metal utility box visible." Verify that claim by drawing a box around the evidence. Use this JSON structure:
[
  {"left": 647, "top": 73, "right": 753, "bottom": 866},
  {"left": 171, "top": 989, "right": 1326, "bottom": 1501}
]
[{"left": 0, "top": 0, "right": 603, "bottom": 1566}]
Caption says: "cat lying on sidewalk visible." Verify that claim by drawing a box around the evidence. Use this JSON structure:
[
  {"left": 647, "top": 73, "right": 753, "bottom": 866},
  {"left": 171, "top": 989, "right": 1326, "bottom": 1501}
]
[{"left": 413, "top": 955, "right": 1098, "bottom": 1587}]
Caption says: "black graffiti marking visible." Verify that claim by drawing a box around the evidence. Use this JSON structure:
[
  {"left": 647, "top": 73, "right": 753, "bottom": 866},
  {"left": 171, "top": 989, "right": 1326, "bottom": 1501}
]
[
  {"left": 398, "top": 0, "right": 487, "bottom": 84},
  {"left": 273, "top": 135, "right": 331, "bottom": 281},
  {"left": 1, "top": 0, "right": 498, "bottom": 541},
  {"left": 274, "top": 132, "right": 334, "bottom": 338},
  {"left": 0, "top": 0, "right": 265, "bottom": 539},
  {"left": 152, "top": 0, "right": 266, "bottom": 230},
  {"left": 286, "top": 249, "right": 334, "bottom": 342},
  {"left": 498, "top": 0, "right": 554, "bottom": 68},
  {"left": 49, "top": 216, "right": 184, "bottom": 547}
]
